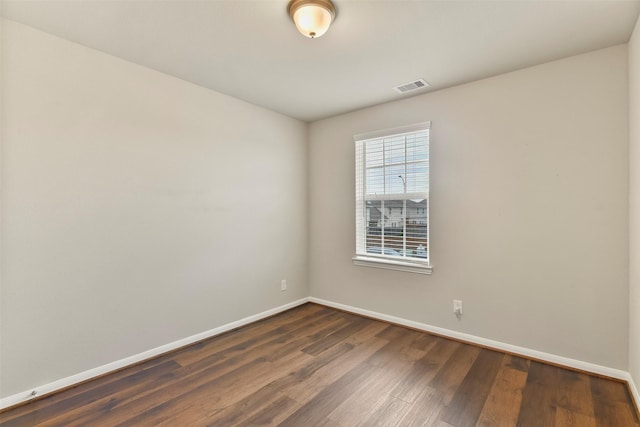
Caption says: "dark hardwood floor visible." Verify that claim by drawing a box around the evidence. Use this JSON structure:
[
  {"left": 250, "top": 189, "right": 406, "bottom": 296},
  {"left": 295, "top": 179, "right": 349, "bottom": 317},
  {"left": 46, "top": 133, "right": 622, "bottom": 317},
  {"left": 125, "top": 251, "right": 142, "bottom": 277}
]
[{"left": 1, "top": 303, "right": 638, "bottom": 426}]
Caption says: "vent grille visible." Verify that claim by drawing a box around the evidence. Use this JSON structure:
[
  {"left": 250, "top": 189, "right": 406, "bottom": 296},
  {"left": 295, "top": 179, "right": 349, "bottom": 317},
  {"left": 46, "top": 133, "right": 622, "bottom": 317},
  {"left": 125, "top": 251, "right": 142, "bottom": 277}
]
[{"left": 393, "top": 79, "right": 430, "bottom": 94}]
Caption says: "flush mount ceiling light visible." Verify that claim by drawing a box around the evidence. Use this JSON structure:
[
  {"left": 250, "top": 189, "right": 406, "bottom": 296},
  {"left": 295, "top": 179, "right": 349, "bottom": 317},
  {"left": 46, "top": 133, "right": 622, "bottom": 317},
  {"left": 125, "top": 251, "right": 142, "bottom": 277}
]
[{"left": 288, "top": 0, "right": 336, "bottom": 39}]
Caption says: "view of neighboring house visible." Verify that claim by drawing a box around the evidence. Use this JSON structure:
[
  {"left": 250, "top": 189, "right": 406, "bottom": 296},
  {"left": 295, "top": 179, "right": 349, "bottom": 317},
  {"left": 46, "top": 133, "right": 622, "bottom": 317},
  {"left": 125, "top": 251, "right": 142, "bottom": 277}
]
[{"left": 365, "top": 199, "right": 428, "bottom": 257}]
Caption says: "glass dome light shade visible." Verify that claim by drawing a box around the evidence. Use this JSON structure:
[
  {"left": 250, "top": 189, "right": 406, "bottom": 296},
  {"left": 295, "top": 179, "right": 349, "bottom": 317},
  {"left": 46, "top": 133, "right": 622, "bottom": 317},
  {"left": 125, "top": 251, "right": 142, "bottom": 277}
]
[{"left": 288, "top": 0, "right": 336, "bottom": 39}]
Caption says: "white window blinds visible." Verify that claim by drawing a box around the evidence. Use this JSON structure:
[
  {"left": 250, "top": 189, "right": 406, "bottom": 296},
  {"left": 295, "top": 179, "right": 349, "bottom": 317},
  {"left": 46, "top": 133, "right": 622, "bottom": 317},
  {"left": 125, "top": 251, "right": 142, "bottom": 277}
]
[{"left": 355, "top": 122, "right": 430, "bottom": 266}]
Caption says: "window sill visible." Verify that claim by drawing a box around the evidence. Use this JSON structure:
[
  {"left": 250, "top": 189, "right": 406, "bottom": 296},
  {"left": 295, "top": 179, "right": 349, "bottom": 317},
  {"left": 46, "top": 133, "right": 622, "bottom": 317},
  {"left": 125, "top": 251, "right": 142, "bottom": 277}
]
[{"left": 352, "top": 256, "right": 433, "bottom": 275}]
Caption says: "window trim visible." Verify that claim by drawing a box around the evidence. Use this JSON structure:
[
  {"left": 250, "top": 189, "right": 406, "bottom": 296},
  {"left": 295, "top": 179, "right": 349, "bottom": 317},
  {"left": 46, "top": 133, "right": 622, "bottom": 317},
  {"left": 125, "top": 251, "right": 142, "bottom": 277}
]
[
  {"left": 353, "top": 122, "right": 431, "bottom": 142},
  {"left": 352, "top": 255, "right": 433, "bottom": 275},
  {"left": 353, "top": 122, "right": 432, "bottom": 274}
]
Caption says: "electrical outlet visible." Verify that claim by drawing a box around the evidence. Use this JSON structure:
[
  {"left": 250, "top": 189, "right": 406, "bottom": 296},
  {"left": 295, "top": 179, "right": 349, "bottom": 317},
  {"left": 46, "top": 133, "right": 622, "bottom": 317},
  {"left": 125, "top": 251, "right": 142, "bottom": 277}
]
[
  {"left": 453, "top": 299, "right": 463, "bottom": 315},
  {"left": 281, "top": 280, "right": 287, "bottom": 291}
]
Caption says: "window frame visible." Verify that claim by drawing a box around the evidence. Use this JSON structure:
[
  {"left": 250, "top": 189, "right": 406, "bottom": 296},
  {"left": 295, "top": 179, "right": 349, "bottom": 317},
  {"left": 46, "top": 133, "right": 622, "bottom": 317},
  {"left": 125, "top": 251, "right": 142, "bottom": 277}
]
[{"left": 353, "top": 122, "right": 432, "bottom": 275}]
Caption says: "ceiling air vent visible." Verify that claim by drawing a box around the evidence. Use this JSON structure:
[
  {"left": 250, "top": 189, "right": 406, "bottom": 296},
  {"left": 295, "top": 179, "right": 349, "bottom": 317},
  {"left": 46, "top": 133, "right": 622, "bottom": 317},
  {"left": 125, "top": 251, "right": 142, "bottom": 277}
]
[{"left": 393, "top": 79, "right": 430, "bottom": 94}]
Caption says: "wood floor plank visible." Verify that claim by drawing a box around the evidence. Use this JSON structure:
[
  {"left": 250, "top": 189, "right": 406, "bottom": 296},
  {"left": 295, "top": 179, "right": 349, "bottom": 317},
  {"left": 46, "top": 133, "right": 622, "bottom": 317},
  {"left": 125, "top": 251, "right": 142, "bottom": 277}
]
[
  {"left": 61, "top": 318, "right": 323, "bottom": 425},
  {"left": 476, "top": 355, "right": 529, "bottom": 427},
  {"left": 0, "top": 354, "right": 177, "bottom": 425},
  {"left": 396, "top": 386, "right": 446, "bottom": 426},
  {"left": 0, "top": 360, "right": 182, "bottom": 427},
  {"left": 172, "top": 304, "right": 336, "bottom": 367},
  {"left": 326, "top": 351, "right": 418, "bottom": 426},
  {"left": 555, "top": 406, "right": 596, "bottom": 427},
  {"left": 428, "top": 341, "right": 481, "bottom": 405},
  {"left": 63, "top": 363, "right": 229, "bottom": 424},
  {"left": 313, "top": 418, "right": 347, "bottom": 427},
  {"left": 277, "top": 361, "right": 377, "bottom": 426},
  {"left": 283, "top": 326, "right": 426, "bottom": 425},
  {"left": 516, "top": 361, "right": 560, "bottom": 427},
  {"left": 590, "top": 376, "right": 640, "bottom": 427},
  {"left": 1, "top": 303, "right": 637, "bottom": 427},
  {"left": 205, "top": 342, "right": 355, "bottom": 426},
  {"left": 177, "top": 309, "right": 344, "bottom": 369},
  {"left": 440, "top": 348, "right": 504, "bottom": 427},
  {"left": 238, "top": 394, "right": 301, "bottom": 427},
  {"left": 390, "top": 337, "right": 459, "bottom": 404},
  {"left": 356, "top": 395, "right": 412, "bottom": 427},
  {"left": 281, "top": 333, "right": 388, "bottom": 405},
  {"left": 344, "top": 319, "right": 391, "bottom": 345},
  {"left": 118, "top": 337, "right": 318, "bottom": 427},
  {"left": 366, "top": 328, "right": 426, "bottom": 369},
  {"left": 263, "top": 313, "right": 359, "bottom": 363},
  {"left": 301, "top": 316, "right": 369, "bottom": 356},
  {"left": 376, "top": 324, "right": 413, "bottom": 341},
  {"left": 505, "top": 354, "right": 530, "bottom": 373},
  {"left": 110, "top": 357, "right": 276, "bottom": 426},
  {"left": 410, "top": 332, "right": 439, "bottom": 352},
  {"left": 556, "top": 370, "right": 596, "bottom": 418}
]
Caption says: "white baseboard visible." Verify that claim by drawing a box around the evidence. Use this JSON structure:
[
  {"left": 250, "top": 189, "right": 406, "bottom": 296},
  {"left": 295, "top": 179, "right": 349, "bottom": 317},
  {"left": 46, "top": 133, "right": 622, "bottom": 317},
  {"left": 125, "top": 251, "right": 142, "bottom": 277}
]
[
  {"left": 309, "top": 297, "right": 631, "bottom": 382},
  {"left": 2, "top": 296, "right": 637, "bottom": 413},
  {"left": 0, "top": 298, "right": 310, "bottom": 411}
]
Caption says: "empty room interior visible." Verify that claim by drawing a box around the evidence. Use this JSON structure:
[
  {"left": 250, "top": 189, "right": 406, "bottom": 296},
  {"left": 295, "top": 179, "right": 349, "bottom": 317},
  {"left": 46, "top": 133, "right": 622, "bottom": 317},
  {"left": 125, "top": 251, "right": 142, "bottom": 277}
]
[{"left": 1, "top": 0, "right": 640, "bottom": 425}]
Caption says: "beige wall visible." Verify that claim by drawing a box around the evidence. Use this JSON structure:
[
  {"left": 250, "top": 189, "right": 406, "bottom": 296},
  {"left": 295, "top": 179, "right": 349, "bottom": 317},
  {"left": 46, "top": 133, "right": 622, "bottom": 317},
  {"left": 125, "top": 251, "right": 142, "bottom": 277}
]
[
  {"left": 630, "top": 15, "right": 640, "bottom": 392},
  {"left": 309, "top": 45, "right": 630, "bottom": 369},
  {"left": 0, "top": 20, "right": 308, "bottom": 397}
]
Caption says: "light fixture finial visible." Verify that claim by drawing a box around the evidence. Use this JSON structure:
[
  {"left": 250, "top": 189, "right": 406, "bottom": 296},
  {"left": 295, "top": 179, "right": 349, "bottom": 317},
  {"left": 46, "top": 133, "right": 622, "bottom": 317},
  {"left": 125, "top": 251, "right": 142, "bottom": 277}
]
[{"left": 288, "top": 0, "right": 336, "bottom": 39}]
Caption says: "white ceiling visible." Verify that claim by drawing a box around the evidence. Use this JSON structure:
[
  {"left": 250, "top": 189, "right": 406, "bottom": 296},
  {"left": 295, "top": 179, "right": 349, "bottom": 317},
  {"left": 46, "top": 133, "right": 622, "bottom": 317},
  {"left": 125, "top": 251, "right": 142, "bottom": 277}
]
[{"left": 2, "top": 0, "right": 640, "bottom": 122}]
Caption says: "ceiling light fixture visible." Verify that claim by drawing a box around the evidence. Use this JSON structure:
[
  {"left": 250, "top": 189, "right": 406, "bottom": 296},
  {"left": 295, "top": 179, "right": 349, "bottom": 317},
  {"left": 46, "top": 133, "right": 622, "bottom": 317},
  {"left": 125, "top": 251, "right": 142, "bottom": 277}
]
[{"left": 288, "top": 0, "right": 336, "bottom": 39}]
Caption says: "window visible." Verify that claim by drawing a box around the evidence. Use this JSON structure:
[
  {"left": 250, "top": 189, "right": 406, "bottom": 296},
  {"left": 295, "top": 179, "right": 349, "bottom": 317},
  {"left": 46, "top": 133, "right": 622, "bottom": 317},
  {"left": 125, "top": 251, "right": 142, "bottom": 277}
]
[{"left": 353, "top": 122, "right": 431, "bottom": 274}]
